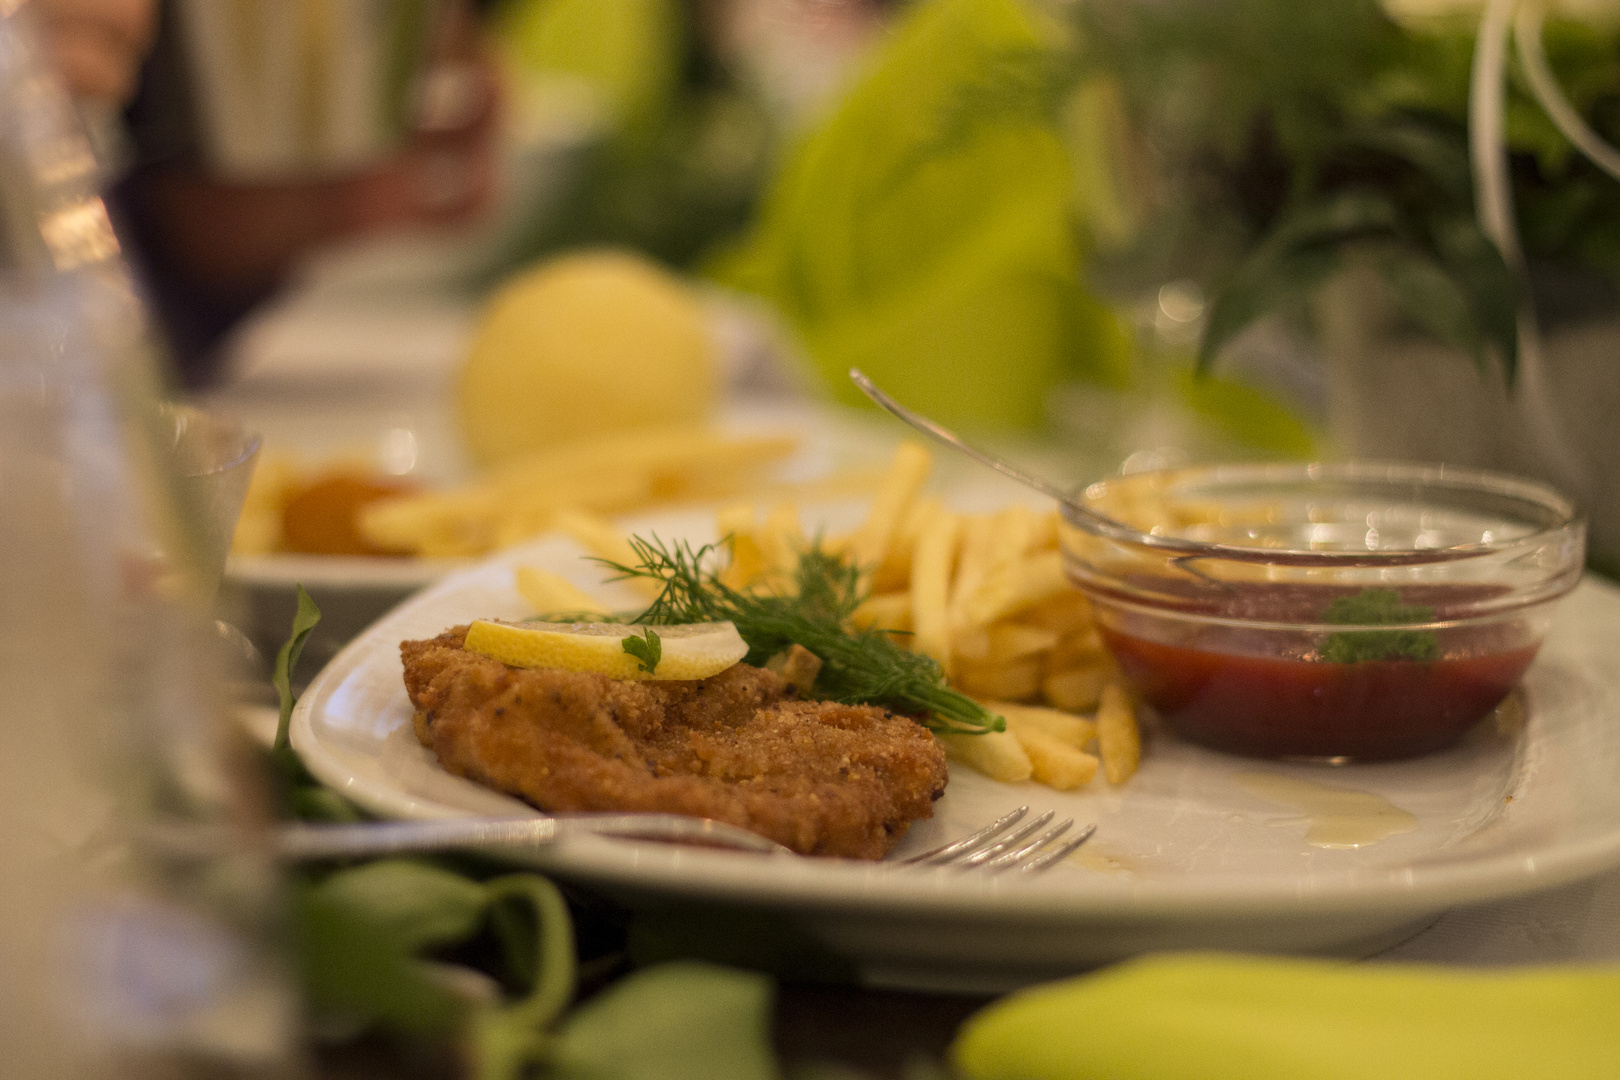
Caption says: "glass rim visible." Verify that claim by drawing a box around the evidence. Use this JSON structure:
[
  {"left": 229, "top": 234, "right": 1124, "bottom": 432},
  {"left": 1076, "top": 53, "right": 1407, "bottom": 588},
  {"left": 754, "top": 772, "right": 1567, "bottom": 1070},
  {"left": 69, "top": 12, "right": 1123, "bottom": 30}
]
[{"left": 1061, "top": 460, "right": 1585, "bottom": 568}]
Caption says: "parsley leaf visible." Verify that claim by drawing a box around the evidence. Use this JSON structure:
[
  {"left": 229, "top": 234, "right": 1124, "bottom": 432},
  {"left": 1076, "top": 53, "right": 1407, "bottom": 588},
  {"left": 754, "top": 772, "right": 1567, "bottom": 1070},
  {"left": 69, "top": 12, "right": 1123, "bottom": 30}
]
[
  {"left": 1320, "top": 588, "right": 1438, "bottom": 664},
  {"left": 622, "top": 627, "right": 662, "bottom": 674}
]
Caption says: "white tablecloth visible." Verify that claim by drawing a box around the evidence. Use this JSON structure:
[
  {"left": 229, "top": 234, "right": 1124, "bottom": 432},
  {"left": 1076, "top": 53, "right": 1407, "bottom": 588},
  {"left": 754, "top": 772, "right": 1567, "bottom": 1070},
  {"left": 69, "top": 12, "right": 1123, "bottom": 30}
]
[{"left": 1378, "top": 864, "right": 1620, "bottom": 964}]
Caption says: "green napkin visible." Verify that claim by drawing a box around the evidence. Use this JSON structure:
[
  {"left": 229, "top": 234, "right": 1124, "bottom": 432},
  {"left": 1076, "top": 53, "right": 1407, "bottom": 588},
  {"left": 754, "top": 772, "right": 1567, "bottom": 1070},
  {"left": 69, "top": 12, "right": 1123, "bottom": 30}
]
[
  {"left": 952, "top": 952, "right": 1620, "bottom": 1080},
  {"left": 492, "top": 0, "right": 682, "bottom": 146},
  {"left": 711, "top": 0, "right": 1131, "bottom": 431}
]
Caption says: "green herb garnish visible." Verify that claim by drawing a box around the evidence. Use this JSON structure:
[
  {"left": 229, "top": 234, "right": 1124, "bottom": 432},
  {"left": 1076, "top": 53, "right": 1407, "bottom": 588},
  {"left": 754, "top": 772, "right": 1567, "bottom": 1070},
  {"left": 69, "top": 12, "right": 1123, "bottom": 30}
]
[
  {"left": 622, "top": 627, "right": 663, "bottom": 674},
  {"left": 601, "top": 535, "right": 1004, "bottom": 735},
  {"left": 1320, "top": 588, "right": 1439, "bottom": 663}
]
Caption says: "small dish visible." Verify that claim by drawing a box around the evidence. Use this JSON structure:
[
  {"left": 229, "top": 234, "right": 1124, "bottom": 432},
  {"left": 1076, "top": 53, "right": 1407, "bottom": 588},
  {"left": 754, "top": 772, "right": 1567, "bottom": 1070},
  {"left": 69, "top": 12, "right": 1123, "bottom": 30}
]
[{"left": 1060, "top": 462, "right": 1586, "bottom": 761}]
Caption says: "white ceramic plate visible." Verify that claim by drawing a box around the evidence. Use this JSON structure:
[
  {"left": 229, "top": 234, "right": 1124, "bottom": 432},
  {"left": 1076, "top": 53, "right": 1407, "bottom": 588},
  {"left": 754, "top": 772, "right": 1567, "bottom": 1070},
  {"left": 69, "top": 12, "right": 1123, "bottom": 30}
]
[{"left": 290, "top": 520, "right": 1620, "bottom": 992}]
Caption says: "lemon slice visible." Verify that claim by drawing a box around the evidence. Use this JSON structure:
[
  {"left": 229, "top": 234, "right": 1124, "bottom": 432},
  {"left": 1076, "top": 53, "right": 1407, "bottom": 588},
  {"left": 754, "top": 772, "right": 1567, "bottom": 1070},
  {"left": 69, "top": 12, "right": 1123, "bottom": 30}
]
[{"left": 463, "top": 620, "right": 748, "bottom": 680}]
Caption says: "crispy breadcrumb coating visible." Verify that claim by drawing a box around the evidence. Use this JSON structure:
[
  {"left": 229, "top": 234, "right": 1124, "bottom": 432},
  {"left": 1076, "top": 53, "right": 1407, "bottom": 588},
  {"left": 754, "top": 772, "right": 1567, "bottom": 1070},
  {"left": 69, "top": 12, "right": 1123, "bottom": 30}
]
[{"left": 401, "top": 627, "right": 949, "bottom": 859}]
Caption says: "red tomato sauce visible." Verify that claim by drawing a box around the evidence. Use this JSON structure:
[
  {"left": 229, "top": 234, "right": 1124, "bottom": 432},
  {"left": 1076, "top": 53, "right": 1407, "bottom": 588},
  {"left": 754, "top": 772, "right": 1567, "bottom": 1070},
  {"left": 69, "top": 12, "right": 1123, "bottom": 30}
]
[{"left": 1103, "top": 629, "right": 1537, "bottom": 761}]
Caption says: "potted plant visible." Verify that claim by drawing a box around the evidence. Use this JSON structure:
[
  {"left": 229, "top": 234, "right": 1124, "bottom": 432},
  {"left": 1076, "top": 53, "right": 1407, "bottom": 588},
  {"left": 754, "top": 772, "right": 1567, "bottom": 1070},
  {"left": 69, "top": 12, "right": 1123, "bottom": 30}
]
[{"left": 1073, "top": 0, "right": 1620, "bottom": 567}]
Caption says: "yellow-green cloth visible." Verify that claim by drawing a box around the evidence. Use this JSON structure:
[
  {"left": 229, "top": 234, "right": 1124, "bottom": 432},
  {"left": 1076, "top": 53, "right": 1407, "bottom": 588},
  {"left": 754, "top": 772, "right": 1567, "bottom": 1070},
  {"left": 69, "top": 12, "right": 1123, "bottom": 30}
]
[
  {"left": 710, "top": 0, "right": 1131, "bottom": 431},
  {"left": 952, "top": 952, "right": 1620, "bottom": 1080}
]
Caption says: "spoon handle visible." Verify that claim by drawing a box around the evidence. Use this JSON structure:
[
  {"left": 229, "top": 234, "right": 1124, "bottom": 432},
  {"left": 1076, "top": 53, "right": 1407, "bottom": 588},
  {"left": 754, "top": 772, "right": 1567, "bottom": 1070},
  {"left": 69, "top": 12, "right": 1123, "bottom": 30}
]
[{"left": 848, "top": 369, "right": 1090, "bottom": 510}]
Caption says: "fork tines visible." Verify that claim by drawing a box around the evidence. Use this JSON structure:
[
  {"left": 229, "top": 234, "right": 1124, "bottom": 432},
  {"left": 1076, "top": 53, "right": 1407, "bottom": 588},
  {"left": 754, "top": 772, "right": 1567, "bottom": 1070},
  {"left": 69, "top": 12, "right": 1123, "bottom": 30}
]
[{"left": 898, "top": 806, "right": 1096, "bottom": 876}]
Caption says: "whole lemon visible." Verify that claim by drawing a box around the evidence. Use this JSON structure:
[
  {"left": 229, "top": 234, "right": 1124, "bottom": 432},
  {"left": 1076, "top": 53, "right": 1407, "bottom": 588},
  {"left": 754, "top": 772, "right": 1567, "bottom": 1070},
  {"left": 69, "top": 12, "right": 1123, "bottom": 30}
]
[{"left": 458, "top": 251, "right": 718, "bottom": 468}]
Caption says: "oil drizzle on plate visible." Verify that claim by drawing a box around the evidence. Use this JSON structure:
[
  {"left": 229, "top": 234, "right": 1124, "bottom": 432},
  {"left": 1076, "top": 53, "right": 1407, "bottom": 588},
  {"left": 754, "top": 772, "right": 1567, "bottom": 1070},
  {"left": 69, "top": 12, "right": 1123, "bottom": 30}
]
[
  {"left": 1068, "top": 847, "right": 1135, "bottom": 875},
  {"left": 1234, "top": 773, "right": 1418, "bottom": 849}
]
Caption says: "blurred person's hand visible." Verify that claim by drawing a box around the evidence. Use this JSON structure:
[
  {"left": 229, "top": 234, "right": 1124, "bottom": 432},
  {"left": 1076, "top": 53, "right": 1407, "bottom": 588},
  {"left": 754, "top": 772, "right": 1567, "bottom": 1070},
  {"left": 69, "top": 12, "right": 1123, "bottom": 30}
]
[{"left": 36, "top": 0, "right": 157, "bottom": 103}]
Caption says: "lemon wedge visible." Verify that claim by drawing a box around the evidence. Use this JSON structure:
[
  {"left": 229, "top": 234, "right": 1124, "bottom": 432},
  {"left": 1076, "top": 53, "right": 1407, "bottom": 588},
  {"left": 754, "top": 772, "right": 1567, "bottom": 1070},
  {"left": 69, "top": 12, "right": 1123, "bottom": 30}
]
[{"left": 463, "top": 620, "right": 748, "bottom": 680}]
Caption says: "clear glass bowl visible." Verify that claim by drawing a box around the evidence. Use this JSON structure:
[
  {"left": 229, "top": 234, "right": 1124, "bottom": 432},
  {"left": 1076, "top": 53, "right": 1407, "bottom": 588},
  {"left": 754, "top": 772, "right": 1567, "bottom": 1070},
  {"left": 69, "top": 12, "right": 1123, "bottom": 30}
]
[{"left": 1060, "top": 462, "right": 1586, "bottom": 761}]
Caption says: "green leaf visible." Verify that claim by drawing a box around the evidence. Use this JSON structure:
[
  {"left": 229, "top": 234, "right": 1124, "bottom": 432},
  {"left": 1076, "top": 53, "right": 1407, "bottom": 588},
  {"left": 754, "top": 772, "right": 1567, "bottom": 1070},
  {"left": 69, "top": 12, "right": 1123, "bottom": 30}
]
[
  {"left": 472, "top": 875, "right": 578, "bottom": 1080},
  {"left": 621, "top": 627, "right": 662, "bottom": 674},
  {"left": 548, "top": 962, "right": 778, "bottom": 1080},
  {"left": 288, "top": 785, "right": 365, "bottom": 823},
  {"left": 1199, "top": 245, "right": 1340, "bottom": 368},
  {"left": 272, "top": 584, "right": 322, "bottom": 752},
  {"left": 1264, "top": 189, "right": 1404, "bottom": 251},
  {"left": 1200, "top": 190, "right": 1404, "bottom": 369},
  {"left": 1369, "top": 247, "right": 1484, "bottom": 362},
  {"left": 1428, "top": 214, "right": 1521, "bottom": 380},
  {"left": 1328, "top": 122, "right": 1473, "bottom": 202},
  {"left": 484, "top": 875, "right": 577, "bottom": 1030},
  {"left": 1320, "top": 589, "right": 1438, "bottom": 663},
  {"left": 314, "top": 860, "right": 489, "bottom": 953},
  {"left": 294, "top": 861, "right": 475, "bottom": 1035}
]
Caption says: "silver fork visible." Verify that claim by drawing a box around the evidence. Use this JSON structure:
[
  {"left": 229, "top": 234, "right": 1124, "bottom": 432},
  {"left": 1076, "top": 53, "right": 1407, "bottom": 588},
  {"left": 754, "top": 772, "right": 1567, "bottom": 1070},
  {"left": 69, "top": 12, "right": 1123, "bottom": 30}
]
[
  {"left": 897, "top": 806, "right": 1096, "bottom": 875},
  {"left": 269, "top": 814, "right": 794, "bottom": 860},
  {"left": 175, "top": 807, "right": 1090, "bottom": 872}
]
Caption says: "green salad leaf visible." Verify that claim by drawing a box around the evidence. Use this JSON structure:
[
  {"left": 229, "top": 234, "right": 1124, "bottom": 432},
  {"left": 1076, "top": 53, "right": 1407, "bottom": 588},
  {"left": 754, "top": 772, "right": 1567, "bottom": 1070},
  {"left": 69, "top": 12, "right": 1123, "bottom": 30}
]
[{"left": 547, "top": 962, "right": 776, "bottom": 1080}]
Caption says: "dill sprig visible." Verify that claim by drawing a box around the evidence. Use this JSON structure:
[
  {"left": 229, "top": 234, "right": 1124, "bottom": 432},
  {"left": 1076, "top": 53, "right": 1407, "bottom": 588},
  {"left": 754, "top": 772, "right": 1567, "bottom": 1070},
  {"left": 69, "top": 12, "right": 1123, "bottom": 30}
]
[{"left": 598, "top": 535, "right": 1004, "bottom": 735}]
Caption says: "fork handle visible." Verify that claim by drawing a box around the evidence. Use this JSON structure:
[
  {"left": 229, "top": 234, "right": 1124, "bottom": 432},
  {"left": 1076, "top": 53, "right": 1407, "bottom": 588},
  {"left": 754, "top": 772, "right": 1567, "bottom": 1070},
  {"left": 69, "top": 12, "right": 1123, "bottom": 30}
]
[
  {"left": 275, "top": 818, "right": 563, "bottom": 860},
  {"left": 275, "top": 814, "right": 791, "bottom": 860}
]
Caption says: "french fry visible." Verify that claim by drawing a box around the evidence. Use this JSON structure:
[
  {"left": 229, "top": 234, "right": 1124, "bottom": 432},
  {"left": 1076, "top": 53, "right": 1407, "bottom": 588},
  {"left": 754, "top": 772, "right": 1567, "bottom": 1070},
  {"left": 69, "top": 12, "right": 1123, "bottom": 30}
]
[
  {"left": 552, "top": 508, "right": 662, "bottom": 598},
  {"left": 1012, "top": 725, "right": 1099, "bottom": 790},
  {"left": 953, "top": 658, "right": 1043, "bottom": 702},
  {"left": 1043, "top": 664, "right": 1109, "bottom": 713},
  {"left": 846, "top": 441, "right": 933, "bottom": 574},
  {"left": 909, "top": 499, "right": 959, "bottom": 673},
  {"left": 231, "top": 451, "right": 303, "bottom": 555},
  {"left": 1018, "top": 591, "right": 1095, "bottom": 636},
  {"left": 1045, "top": 626, "right": 1107, "bottom": 672},
  {"left": 358, "top": 489, "right": 499, "bottom": 555},
  {"left": 515, "top": 566, "right": 609, "bottom": 617},
  {"left": 869, "top": 495, "right": 931, "bottom": 592},
  {"left": 955, "top": 623, "right": 1059, "bottom": 666},
  {"left": 485, "top": 428, "right": 795, "bottom": 494},
  {"left": 716, "top": 504, "right": 766, "bottom": 590},
  {"left": 1026, "top": 509, "right": 1060, "bottom": 552},
  {"left": 983, "top": 503, "right": 1037, "bottom": 570},
  {"left": 348, "top": 428, "right": 799, "bottom": 558},
  {"left": 948, "top": 513, "right": 994, "bottom": 631},
  {"left": 1097, "top": 681, "right": 1142, "bottom": 785},
  {"left": 850, "top": 592, "right": 912, "bottom": 634},
  {"left": 714, "top": 503, "right": 755, "bottom": 538},
  {"left": 994, "top": 702, "right": 1097, "bottom": 749},
  {"left": 957, "top": 550, "right": 1071, "bottom": 628},
  {"left": 936, "top": 729, "right": 1033, "bottom": 784},
  {"left": 757, "top": 503, "right": 804, "bottom": 587}
]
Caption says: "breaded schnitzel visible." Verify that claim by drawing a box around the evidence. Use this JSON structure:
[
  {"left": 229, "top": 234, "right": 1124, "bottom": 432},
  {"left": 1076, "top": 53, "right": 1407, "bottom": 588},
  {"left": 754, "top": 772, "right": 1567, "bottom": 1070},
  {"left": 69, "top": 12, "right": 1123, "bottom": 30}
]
[{"left": 401, "top": 627, "right": 949, "bottom": 859}]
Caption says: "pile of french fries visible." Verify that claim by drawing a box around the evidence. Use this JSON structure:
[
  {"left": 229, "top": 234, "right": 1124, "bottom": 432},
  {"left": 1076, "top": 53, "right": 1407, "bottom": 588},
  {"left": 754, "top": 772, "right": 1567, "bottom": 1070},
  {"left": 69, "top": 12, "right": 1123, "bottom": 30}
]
[
  {"left": 359, "top": 427, "right": 801, "bottom": 558},
  {"left": 232, "top": 427, "right": 881, "bottom": 559},
  {"left": 833, "top": 442, "right": 1140, "bottom": 789},
  {"left": 516, "top": 440, "right": 1143, "bottom": 791}
]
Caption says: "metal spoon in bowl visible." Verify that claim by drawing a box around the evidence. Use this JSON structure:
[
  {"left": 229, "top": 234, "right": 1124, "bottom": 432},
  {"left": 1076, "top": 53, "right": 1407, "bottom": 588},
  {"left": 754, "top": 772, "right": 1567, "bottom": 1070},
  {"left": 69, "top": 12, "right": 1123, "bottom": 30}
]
[{"left": 848, "top": 369, "right": 1124, "bottom": 538}]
